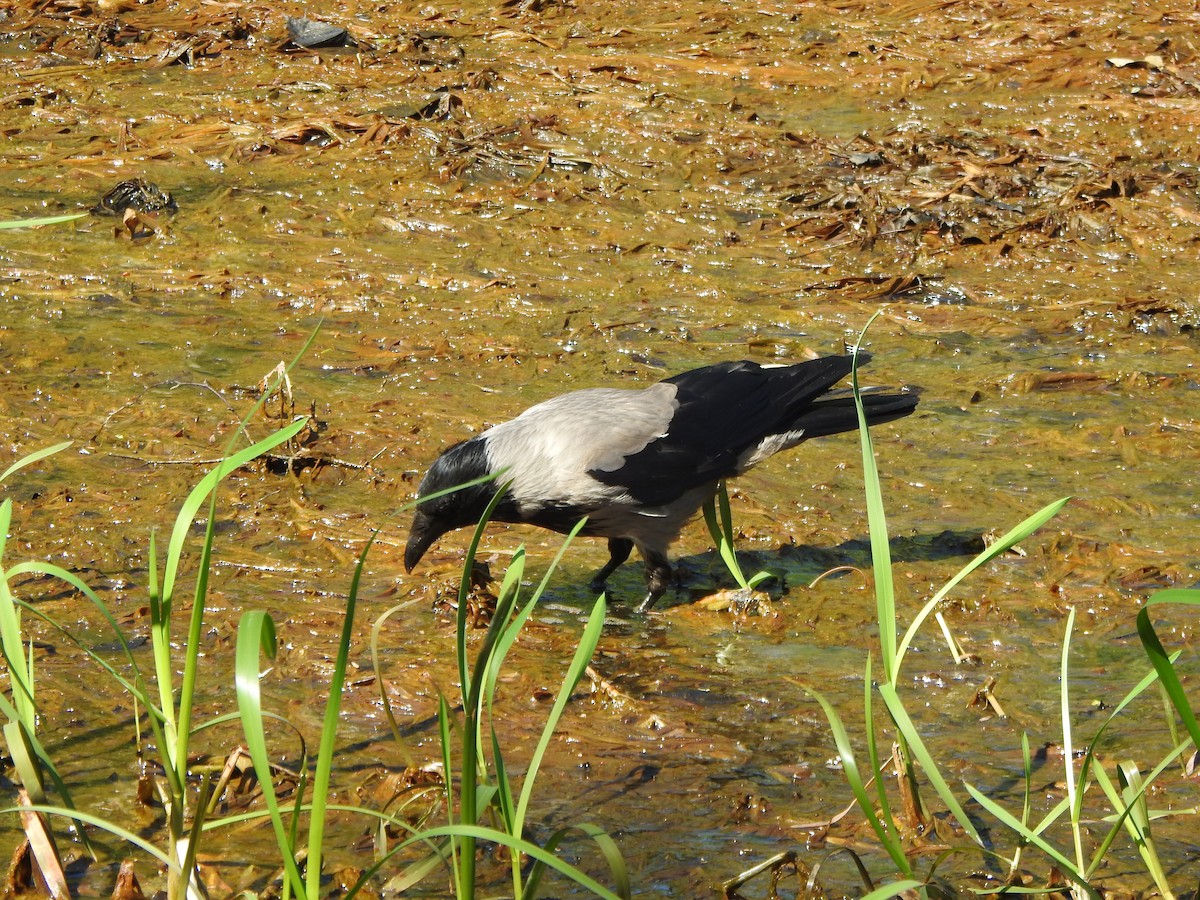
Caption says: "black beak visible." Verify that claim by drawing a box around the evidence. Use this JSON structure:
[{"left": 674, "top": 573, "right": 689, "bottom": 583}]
[{"left": 404, "top": 511, "right": 437, "bottom": 573}]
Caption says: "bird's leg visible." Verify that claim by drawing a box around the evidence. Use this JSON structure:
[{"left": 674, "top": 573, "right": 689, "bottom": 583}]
[
  {"left": 635, "top": 548, "right": 673, "bottom": 613},
  {"left": 589, "top": 537, "right": 634, "bottom": 593}
]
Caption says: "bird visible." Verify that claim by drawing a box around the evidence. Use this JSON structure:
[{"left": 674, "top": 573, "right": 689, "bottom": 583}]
[{"left": 404, "top": 353, "right": 918, "bottom": 611}]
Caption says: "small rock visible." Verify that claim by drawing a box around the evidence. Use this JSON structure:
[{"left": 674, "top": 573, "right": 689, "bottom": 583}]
[{"left": 286, "top": 17, "right": 351, "bottom": 48}]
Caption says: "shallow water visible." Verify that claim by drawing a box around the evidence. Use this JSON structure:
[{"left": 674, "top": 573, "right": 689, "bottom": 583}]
[{"left": 2, "top": 0, "right": 1199, "bottom": 894}]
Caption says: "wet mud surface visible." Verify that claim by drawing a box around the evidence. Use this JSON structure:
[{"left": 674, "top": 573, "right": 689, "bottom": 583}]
[{"left": 2, "top": 0, "right": 1199, "bottom": 894}]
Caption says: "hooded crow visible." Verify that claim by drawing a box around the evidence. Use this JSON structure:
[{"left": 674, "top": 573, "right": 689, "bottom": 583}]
[{"left": 405, "top": 354, "right": 917, "bottom": 611}]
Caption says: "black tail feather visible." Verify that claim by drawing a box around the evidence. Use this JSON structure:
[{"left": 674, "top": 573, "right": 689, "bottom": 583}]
[{"left": 791, "top": 389, "right": 919, "bottom": 439}]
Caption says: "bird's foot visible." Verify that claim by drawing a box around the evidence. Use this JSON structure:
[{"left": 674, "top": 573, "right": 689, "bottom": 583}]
[
  {"left": 635, "top": 592, "right": 662, "bottom": 614},
  {"left": 636, "top": 551, "right": 672, "bottom": 612},
  {"left": 588, "top": 537, "right": 633, "bottom": 597}
]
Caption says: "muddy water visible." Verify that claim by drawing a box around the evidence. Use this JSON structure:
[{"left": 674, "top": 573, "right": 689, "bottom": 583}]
[{"left": 2, "top": 0, "right": 1199, "bottom": 894}]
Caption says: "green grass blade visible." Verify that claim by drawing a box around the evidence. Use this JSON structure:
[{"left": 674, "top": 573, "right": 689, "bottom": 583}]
[
  {"left": 4, "top": 721, "right": 45, "bottom": 799},
  {"left": 287, "top": 765, "right": 309, "bottom": 900},
  {"left": 0, "top": 549, "right": 36, "bottom": 726},
  {"left": 7, "top": 584, "right": 163, "bottom": 722},
  {"left": 179, "top": 772, "right": 215, "bottom": 900},
  {"left": 1068, "top": 644, "right": 1184, "bottom": 859},
  {"left": 702, "top": 495, "right": 723, "bottom": 551},
  {"left": 202, "top": 793, "right": 620, "bottom": 900},
  {"left": 491, "top": 724, "right": 515, "bottom": 830},
  {"left": 806, "top": 685, "right": 912, "bottom": 875},
  {"left": 1090, "top": 749, "right": 1186, "bottom": 897},
  {"left": 151, "top": 417, "right": 308, "bottom": 780},
  {"left": 523, "top": 822, "right": 631, "bottom": 900},
  {"left": 1058, "top": 607, "right": 1086, "bottom": 872},
  {"left": 1089, "top": 763, "right": 1142, "bottom": 883},
  {"left": 166, "top": 413, "right": 311, "bottom": 791},
  {"left": 161, "top": 321, "right": 322, "bottom": 606},
  {"left": 8, "top": 562, "right": 142, "bottom": 673},
  {"left": 513, "top": 594, "right": 607, "bottom": 850},
  {"left": 454, "top": 490, "right": 524, "bottom": 897},
  {"left": 1090, "top": 648, "right": 1180, "bottom": 747},
  {"left": 1, "top": 711, "right": 101, "bottom": 865},
  {"left": 436, "top": 694, "right": 461, "bottom": 897},
  {"left": 1010, "top": 731, "right": 1033, "bottom": 878},
  {"left": 1138, "top": 590, "right": 1200, "bottom": 751},
  {"left": 702, "top": 483, "right": 774, "bottom": 591},
  {"left": 147, "top": 529, "right": 177, "bottom": 754},
  {"left": 1144, "top": 588, "right": 1200, "bottom": 604},
  {"left": 1080, "top": 760, "right": 1132, "bottom": 878},
  {"left": 397, "top": 824, "right": 628, "bottom": 900},
  {"left": 234, "top": 609, "right": 307, "bottom": 897},
  {"left": 368, "top": 599, "right": 422, "bottom": 762},
  {"left": 175, "top": 492, "right": 222, "bottom": 790},
  {"left": 717, "top": 482, "right": 749, "bottom": 588},
  {"left": 463, "top": 589, "right": 521, "bottom": 892},
  {"left": 893, "top": 497, "right": 1069, "bottom": 675},
  {"left": 962, "top": 784, "right": 1100, "bottom": 899},
  {"left": 878, "top": 682, "right": 982, "bottom": 845},
  {"left": 473, "top": 518, "right": 592, "bottom": 898},
  {"left": 0, "top": 693, "right": 23, "bottom": 736},
  {"left": 0, "top": 441, "right": 72, "bottom": 483},
  {"left": 376, "top": 845, "right": 453, "bottom": 896},
  {"left": 1027, "top": 794, "right": 1072, "bottom": 840},
  {"left": 455, "top": 482, "right": 511, "bottom": 697},
  {"left": 438, "top": 694, "right": 455, "bottom": 814},
  {"left": 24, "top": 633, "right": 33, "bottom": 712},
  {"left": 0, "top": 213, "right": 88, "bottom": 230},
  {"left": 160, "top": 417, "right": 309, "bottom": 604},
  {"left": 305, "top": 530, "right": 378, "bottom": 898},
  {"left": 3, "top": 582, "right": 165, "bottom": 859},
  {"left": 849, "top": 323, "right": 898, "bottom": 681},
  {"left": 861, "top": 654, "right": 899, "bottom": 844},
  {"left": 0, "top": 566, "right": 95, "bottom": 857},
  {"left": 746, "top": 569, "right": 773, "bottom": 589},
  {"left": 1, "top": 803, "right": 178, "bottom": 871},
  {"left": 860, "top": 880, "right": 927, "bottom": 900},
  {"left": 0, "top": 712, "right": 96, "bottom": 858},
  {"left": 482, "top": 547, "right": 528, "bottom": 727},
  {"left": 485, "top": 518, "right": 588, "bottom": 724}
]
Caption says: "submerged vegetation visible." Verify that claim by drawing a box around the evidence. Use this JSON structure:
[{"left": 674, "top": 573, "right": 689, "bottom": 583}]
[
  {"left": 0, "top": 333, "right": 629, "bottom": 897},
  {"left": 2, "top": 0, "right": 1199, "bottom": 895},
  {"left": 0, "top": 388, "right": 631, "bottom": 898},
  {"left": 0, "top": 326, "right": 1194, "bottom": 898},
  {"left": 785, "top": 326, "right": 1200, "bottom": 899}
]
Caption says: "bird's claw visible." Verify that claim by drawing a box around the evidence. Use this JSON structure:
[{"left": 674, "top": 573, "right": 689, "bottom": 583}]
[{"left": 635, "top": 592, "right": 662, "bottom": 614}]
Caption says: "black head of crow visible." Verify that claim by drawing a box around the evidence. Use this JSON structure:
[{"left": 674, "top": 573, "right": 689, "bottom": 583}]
[{"left": 405, "top": 354, "right": 918, "bottom": 611}]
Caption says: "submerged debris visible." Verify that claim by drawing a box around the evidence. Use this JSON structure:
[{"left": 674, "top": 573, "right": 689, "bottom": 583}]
[
  {"left": 693, "top": 587, "right": 774, "bottom": 616},
  {"left": 92, "top": 179, "right": 177, "bottom": 216},
  {"left": 775, "top": 132, "right": 1198, "bottom": 252},
  {"left": 285, "top": 17, "right": 352, "bottom": 49},
  {"left": 4, "top": 1, "right": 1200, "bottom": 895},
  {"left": 402, "top": 30, "right": 468, "bottom": 68},
  {"left": 111, "top": 859, "right": 147, "bottom": 900}
]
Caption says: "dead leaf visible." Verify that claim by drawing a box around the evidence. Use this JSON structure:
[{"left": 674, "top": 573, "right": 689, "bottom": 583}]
[
  {"left": 16, "top": 791, "right": 69, "bottom": 900},
  {"left": 1106, "top": 54, "right": 1164, "bottom": 70},
  {"left": 111, "top": 859, "right": 146, "bottom": 900}
]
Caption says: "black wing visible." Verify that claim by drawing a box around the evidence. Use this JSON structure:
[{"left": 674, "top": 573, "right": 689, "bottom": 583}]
[{"left": 587, "top": 355, "right": 869, "bottom": 506}]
